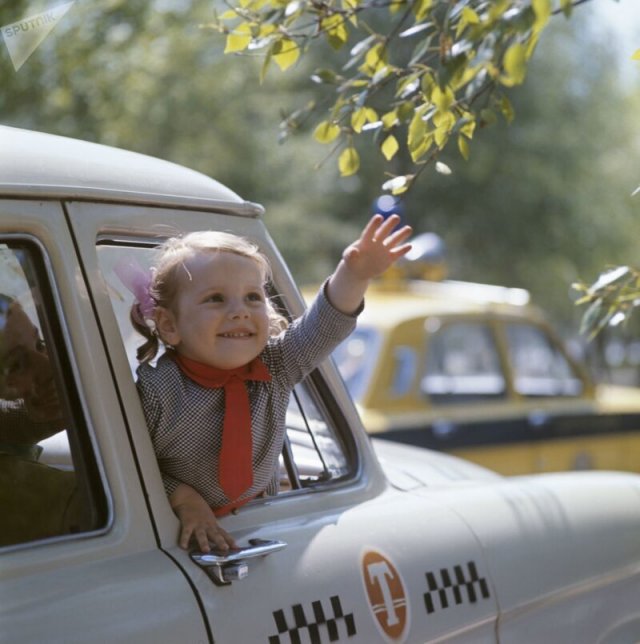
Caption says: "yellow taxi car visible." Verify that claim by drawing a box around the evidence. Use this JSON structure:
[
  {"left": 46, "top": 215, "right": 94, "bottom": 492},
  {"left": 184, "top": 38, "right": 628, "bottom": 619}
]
[{"left": 328, "top": 233, "right": 640, "bottom": 475}]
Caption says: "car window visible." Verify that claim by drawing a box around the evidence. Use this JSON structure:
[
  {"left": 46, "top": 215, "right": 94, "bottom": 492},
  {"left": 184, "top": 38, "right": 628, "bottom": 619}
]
[
  {"left": 422, "top": 321, "right": 507, "bottom": 403},
  {"left": 0, "top": 240, "right": 108, "bottom": 549},
  {"left": 332, "top": 326, "right": 381, "bottom": 401},
  {"left": 505, "top": 323, "right": 583, "bottom": 397},
  {"left": 97, "top": 241, "right": 353, "bottom": 496}
]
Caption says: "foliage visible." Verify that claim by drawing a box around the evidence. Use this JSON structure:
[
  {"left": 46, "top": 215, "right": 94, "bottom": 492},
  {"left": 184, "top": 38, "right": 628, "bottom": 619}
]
[
  {"left": 212, "top": 0, "right": 580, "bottom": 192},
  {"left": 2, "top": 0, "right": 639, "bottom": 340},
  {"left": 575, "top": 44, "right": 640, "bottom": 339},
  {"left": 574, "top": 267, "right": 640, "bottom": 339}
]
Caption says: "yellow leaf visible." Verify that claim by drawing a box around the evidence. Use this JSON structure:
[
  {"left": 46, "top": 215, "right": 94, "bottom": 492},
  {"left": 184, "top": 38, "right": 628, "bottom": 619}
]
[
  {"left": 408, "top": 110, "right": 426, "bottom": 152},
  {"left": 382, "top": 110, "right": 398, "bottom": 130},
  {"left": 461, "top": 7, "right": 480, "bottom": 24},
  {"left": 224, "top": 23, "right": 253, "bottom": 53},
  {"left": 351, "top": 108, "right": 367, "bottom": 133},
  {"left": 458, "top": 135, "right": 470, "bottom": 160},
  {"left": 365, "top": 107, "right": 378, "bottom": 122},
  {"left": 456, "top": 6, "right": 480, "bottom": 38},
  {"left": 321, "top": 14, "right": 349, "bottom": 48},
  {"left": 413, "top": 0, "right": 432, "bottom": 22},
  {"left": 339, "top": 146, "right": 360, "bottom": 176},
  {"left": 632, "top": 49, "right": 640, "bottom": 61},
  {"left": 363, "top": 43, "right": 387, "bottom": 76},
  {"left": 273, "top": 38, "right": 300, "bottom": 71},
  {"left": 381, "top": 135, "right": 399, "bottom": 161},
  {"left": 434, "top": 125, "right": 449, "bottom": 149},
  {"left": 343, "top": 0, "right": 359, "bottom": 26},
  {"left": 432, "top": 85, "right": 454, "bottom": 113},
  {"left": 502, "top": 42, "right": 527, "bottom": 86},
  {"left": 259, "top": 24, "right": 277, "bottom": 37},
  {"left": 499, "top": 96, "right": 515, "bottom": 123},
  {"left": 219, "top": 10, "right": 238, "bottom": 20},
  {"left": 459, "top": 113, "right": 476, "bottom": 138},
  {"left": 433, "top": 110, "right": 455, "bottom": 131},
  {"left": 532, "top": 0, "right": 551, "bottom": 33},
  {"left": 314, "top": 121, "right": 341, "bottom": 143}
]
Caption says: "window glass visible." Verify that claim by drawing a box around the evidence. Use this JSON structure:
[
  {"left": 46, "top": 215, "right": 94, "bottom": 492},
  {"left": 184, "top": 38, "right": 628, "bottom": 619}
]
[
  {"left": 332, "top": 326, "right": 380, "bottom": 401},
  {"left": 422, "top": 321, "right": 506, "bottom": 403},
  {"left": 390, "top": 345, "right": 417, "bottom": 397},
  {"left": 0, "top": 242, "right": 107, "bottom": 549},
  {"left": 506, "top": 323, "right": 583, "bottom": 397},
  {"left": 97, "top": 242, "right": 352, "bottom": 496}
]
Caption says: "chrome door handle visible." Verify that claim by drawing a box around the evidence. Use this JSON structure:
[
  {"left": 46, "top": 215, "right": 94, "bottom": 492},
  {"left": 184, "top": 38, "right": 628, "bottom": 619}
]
[{"left": 190, "top": 538, "right": 287, "bottom": 586}]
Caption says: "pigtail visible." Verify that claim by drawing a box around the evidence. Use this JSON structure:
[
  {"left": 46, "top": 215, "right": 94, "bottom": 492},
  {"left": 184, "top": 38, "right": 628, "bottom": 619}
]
[{"left": 130, "top": 302, "right": 160, "bottom": 363}]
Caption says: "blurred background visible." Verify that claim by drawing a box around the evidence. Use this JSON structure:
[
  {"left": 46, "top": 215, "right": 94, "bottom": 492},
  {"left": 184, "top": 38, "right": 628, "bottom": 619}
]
[{"left": 1, "top": 0, "right": 639, "bottom": 384}]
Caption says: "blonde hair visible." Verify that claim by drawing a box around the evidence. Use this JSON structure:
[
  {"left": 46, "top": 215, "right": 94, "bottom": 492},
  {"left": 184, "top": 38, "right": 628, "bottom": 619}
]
[{"left": 132, "top": 231, "right": 288, "bottom": 363}]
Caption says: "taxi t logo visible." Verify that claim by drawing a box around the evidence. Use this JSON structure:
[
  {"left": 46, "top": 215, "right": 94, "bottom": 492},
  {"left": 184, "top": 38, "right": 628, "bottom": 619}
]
[{"left": 361, "top": 549, "right": 409, "bottom": 642}]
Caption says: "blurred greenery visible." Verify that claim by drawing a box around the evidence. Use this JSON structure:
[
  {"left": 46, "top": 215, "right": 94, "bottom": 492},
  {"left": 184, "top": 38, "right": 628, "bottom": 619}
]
[{"left": 1, "top": 0, "right": 639, "bottom": 378}]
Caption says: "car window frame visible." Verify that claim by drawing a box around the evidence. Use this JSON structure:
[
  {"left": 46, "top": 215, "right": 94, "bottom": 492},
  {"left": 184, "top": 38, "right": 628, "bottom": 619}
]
[
  {"left": 0, "top": 233, "right": 112, "bottom": 553},
  {"left": 95, "top": 235, "right": 360, "bottom": 507}
]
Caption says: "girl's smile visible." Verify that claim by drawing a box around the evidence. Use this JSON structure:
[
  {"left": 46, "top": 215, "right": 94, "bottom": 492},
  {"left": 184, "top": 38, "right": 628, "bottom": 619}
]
[{"left": 155, "top": 251, "right": 270, "bottom": 370}]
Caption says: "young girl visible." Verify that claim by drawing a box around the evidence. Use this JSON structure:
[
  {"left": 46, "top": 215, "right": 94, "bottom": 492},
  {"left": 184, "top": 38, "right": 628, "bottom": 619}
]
[{"left": 129, "top": 214, "right": 411, "bottom": 553}]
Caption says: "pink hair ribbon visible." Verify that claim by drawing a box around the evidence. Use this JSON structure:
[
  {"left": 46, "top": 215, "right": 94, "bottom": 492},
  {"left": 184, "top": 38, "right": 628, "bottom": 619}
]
[{"left": 113, "top": 257, "right": 156, "bottom": 321}]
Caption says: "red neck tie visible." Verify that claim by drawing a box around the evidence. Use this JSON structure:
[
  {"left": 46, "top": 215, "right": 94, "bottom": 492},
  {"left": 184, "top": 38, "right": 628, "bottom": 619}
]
[{"left": 173, "top": 353, "right": 271, "bottom": 501}]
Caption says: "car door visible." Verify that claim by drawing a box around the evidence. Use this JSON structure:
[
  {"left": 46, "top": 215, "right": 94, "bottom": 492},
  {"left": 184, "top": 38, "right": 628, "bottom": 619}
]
[
  {"left": 0, "top": 199, "right": 209, "bottom": 643},
  {"left": 71, "top": 200, "right": 500, "bottom": 643},
  {"left": 501, "top": 320, "right": 625, "bottom": 472}
]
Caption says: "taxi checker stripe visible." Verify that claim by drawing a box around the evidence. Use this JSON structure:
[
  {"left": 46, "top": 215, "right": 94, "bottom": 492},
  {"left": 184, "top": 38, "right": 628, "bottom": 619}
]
[
  {"left": 424, "top": 561, "right": 490, "bottom": 614},
  {"left": 268, "top": 595, "right": 356, "bottom": 644}
]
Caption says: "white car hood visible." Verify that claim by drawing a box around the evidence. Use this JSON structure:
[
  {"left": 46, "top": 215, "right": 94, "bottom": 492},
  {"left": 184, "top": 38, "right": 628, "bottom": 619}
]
[{"left": 371, "top": 437, "right": 501, "bottom": 490}]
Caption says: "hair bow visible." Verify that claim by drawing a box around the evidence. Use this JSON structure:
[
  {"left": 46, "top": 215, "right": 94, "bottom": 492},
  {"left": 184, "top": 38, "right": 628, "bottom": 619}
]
[{"left": 113, "top": 257, "right": 156, "bottom": 323}]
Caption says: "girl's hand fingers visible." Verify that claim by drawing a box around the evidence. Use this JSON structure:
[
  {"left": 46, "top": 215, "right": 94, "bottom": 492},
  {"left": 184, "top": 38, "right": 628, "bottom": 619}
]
[
  {"left": 384, "top": 225, "right": 413, "bottom": 248},
  {"left": 373, "top": 214, "right": 401, "bottom": 241},
  {"left": 194, "top": 528, "right": 212, "bottom": 553},
  {"left": 360, "top": 214, "right": 384, "bottom": 243},
  {"left": 179, "top": 525, "right": 195, "bottom": 550}
]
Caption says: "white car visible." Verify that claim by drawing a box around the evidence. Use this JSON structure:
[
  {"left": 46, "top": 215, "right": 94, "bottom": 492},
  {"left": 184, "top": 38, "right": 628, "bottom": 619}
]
[{"left": 1, "top": 125, "right": 639, "bottom": 644}]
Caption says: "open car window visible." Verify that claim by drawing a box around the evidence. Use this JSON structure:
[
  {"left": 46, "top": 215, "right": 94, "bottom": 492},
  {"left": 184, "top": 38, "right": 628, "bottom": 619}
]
[
  {"left": 97, "top": 241, "right": 354, "bottom": 497},
  {"left": 0, "top": 240, "right": 108, "bottom": 550}
]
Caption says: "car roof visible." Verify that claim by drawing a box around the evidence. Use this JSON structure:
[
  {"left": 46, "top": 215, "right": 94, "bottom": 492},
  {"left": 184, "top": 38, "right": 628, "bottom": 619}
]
[
  {"left": 356, "top": 279, "right": 542, "bottom": 328},
  {"left": 0, "top": 125, "right": 262, "bottom": 215}
]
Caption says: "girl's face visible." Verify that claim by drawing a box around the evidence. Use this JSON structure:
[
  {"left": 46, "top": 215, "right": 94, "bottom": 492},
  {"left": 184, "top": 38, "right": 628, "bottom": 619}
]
[{"left": 156, "top": 251, "right": 270, "bottom": 370}]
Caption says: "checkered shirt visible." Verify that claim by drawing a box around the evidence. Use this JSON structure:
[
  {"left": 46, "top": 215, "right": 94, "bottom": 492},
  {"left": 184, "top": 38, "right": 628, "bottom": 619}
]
[{"left": 136, "top": 283, "right": 360, "bottom": 509}]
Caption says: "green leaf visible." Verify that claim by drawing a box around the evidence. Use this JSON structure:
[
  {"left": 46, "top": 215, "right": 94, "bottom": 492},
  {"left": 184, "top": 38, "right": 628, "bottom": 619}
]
[
  {"left": 339, "top": 146, "right": 360, "bottom": 176},
  {"left": 381, "top": 134, "right": 399, "bottom": 160}
]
